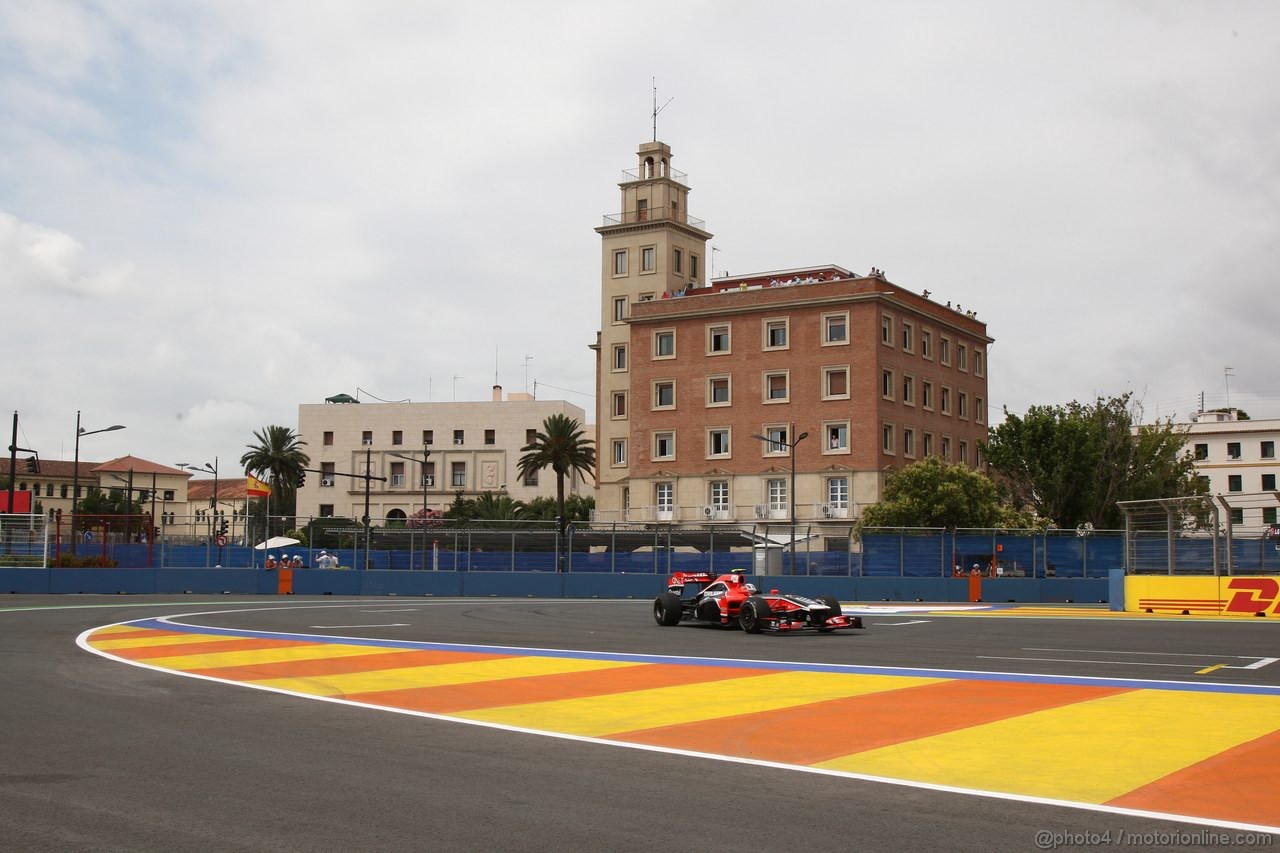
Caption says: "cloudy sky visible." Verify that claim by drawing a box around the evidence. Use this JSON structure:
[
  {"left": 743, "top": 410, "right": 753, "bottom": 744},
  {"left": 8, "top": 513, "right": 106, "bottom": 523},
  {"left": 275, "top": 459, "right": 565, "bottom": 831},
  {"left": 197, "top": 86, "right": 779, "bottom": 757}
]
[{"left": 4, "top": 0, "right": 1278, "bottom": 471}]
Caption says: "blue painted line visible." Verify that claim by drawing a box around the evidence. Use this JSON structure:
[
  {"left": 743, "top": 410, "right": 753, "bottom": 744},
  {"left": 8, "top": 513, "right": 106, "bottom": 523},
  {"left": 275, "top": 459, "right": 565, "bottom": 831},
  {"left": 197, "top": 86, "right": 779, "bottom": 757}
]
[{"left": 113, "top": 618, "right": 1280, "bottom": 697}]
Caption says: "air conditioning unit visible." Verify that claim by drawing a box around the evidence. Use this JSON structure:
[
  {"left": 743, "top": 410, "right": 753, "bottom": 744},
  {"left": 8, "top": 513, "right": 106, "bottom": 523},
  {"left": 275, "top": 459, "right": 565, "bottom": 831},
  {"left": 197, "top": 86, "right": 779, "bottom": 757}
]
[
  {"left": 320, "top": 477, "right": 334, "bottom": 487},
  {"left": 423, "top": 475, "right": 435, "bottom": 486},
  {"left": 753, "top": 504, "right": 767, "bottom": 519},
  {"left": 820, "top": 503, "right": 834, "bottom": 518},
  {"left": 453, "top": 438, "right": 464, "bottom": 445},
  {"left": 361, "top": 438, "right": 373, "bottom": 446},
  {"left": 700, "top": 505, "right": 714, "bottom": 519}
]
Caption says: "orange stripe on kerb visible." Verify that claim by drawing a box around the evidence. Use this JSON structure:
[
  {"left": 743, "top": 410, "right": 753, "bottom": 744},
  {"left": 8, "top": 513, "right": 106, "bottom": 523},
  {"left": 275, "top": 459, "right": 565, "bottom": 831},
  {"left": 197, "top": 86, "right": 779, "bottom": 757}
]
[
  {"left": 347, "top": 663, "right": 772, "bottom": 714},
  {"left": 1108, "top": 727, "right": 1280, "bottom": 827},
  {"left": 105, "top": 637, "right": 312, "bottom": 660},
  {"left": 612, "top": 679, "right": 1132, "bottom": 765}
]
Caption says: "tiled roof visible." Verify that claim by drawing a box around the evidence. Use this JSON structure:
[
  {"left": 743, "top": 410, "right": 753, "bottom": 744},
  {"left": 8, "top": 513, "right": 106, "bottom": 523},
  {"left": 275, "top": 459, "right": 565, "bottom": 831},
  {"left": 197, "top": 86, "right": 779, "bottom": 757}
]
[
  {"left": 187, "top": 479, "right": 251, "bottom": 501},
  {"left": 0, "top": 459, "right": 99, "bottom": 478},
  {"left": 92, "top": 456, "right": 190, "bottom": 476}
]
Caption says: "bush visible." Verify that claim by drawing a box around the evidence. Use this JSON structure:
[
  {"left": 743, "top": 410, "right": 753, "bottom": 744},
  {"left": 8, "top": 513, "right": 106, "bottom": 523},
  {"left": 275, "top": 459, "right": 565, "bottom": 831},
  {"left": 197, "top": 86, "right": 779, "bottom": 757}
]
[{"left": 50, "top": 554, "right": 119, "bottom": 568}]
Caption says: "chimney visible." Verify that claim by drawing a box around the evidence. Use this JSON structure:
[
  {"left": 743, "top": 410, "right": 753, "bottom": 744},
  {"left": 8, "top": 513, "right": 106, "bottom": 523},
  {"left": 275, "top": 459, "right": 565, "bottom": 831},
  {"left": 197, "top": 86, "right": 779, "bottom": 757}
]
[{"left": 492, "top": 385, "right": 503, "bottom": 402}]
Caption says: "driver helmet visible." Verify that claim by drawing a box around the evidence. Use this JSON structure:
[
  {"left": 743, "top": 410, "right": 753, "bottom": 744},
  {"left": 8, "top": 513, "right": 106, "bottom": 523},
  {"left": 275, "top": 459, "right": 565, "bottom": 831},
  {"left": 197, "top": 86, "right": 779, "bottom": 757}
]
[{"left": 743, "top": 583, "right": 758, "bottom": 594}]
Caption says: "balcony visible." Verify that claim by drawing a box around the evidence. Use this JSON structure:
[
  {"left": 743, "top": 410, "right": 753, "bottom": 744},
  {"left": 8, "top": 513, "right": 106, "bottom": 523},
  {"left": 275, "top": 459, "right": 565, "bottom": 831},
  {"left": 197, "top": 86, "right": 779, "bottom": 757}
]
[{"left": 601, "top": 206, "right": 705, "bottom": 230}]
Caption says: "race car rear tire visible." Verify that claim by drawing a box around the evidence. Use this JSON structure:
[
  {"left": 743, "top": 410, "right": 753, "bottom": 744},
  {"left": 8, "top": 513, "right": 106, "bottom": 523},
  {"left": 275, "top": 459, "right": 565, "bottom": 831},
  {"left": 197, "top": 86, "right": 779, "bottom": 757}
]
[
  {"left": 654, "top": 592, "right": 683, "bottom": 626},
  {"left": 816, "top": 595, "right": 842, "bottom": 632},
  {"left": 739, "top": 596, "right": 772, "bottom": 634}
]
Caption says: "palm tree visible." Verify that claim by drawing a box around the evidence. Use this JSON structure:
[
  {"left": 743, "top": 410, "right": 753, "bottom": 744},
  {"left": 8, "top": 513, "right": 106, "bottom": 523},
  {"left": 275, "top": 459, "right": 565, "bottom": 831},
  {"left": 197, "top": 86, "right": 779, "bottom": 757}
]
[
  {"left": 240, "top": 425, "right": 311, "bottom": 527},
  {"left": 517, "top": 414, "right": 595, "bottom": 566},
  {"left": 471, "top": 491, "right": 526, "bottom": 522}
]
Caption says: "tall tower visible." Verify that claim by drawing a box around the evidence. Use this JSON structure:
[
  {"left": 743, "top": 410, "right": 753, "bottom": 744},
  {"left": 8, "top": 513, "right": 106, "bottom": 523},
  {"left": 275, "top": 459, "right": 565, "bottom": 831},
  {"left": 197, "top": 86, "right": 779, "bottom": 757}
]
[{"left": 593, "top": 141, "right": 712, "bottom": 519}]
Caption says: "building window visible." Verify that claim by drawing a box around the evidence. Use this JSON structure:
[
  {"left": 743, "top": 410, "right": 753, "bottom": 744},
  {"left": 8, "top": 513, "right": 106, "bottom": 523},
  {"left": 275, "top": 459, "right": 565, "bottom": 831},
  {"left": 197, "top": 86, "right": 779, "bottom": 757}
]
[
  {"left": 654, "top": 329, "right": 675, "bottom": 358},
  {"left": 673, "top": 248, "right": 683, "bottom": 274},
  {"left": 1230, "top": 508, "right": 1244, "bottom": 525},
  {"left": 902, "top": 374, "right": 915, "bottom": 406},
  {"left": 941, "top": 386, "right": 952, "bottom": 415},
  {"left": 881, "top": 314, "right": 893, "bottom": 346},
  {"left": 827, "top": 477, "right": 849, "bottom": 509},
  {"left": 975, "top": 396, "right": 985, "bottom": 424},
  {"left": 958, "top": 441, "right": 968, "bottom": 464},
  {"left": 655, "top": 482, "right": 674, "bottom": 512},
  {"left": 1228, "top": 474, "right": 1242, "bottom": 492},
  {"left": 763, "top": 318, "right": 789, "bottom": 350},
  {"left": 1194, "top": 443, "right": 1208, "bottom": 460},
  {"left": 921, "top": 330, "right": 932, "bottom": 360},
  {"left": 612, "top": 439, "right": 627, "bottom": 467},
  {"left": 453, "top": 429, "right": 465, "bottom": 445},
  {"left": 613, "top": 250, "right": 628, "bottom": 276},
  {"left": 881, "top": 368, "right": 895, "bottom": 401},
  {"left": 653, "top": 380, "right": 675, "bottom": 409},
  {"left": 941, "top": 435, "right": 952, "bottom": 460},
  {"left": 764, "top": 371, "right": 789, "bottom": 402},
  {"left": 767, "top": 478, "right": 787, "bottom": 512},
  {"left": 707, "top": 324, "right": 731, "bottom": 354},
  {"left": 882, "top": 422, "right": 895, "bottom": 454},
  {"left": 708, "top": 429, "right": 731, "bottom": 458},
  {"left": 424, "top": 430, "right": 434, "bottom": 446},
  {"left": 901, "top": 321, "right": 914, "bottom": 353},
  {"left": 1227, "top": 442, "right": 1241, "bottom": 459},
  {"left": 451, "top": 462, "right": 466, "bottom": 487},
  {"left": 823, "top": 312, "right": 848, "bottom": 345},
  {"left": 958, "top": 392, "right": 968, "bottom": 420},
  {"left": 612, "top": 391, "right": 627, "bottom": 419},
  {"left": 764, "top": 425, "right": 789, "bottom": 455},
  {"left": 710, "top": 481, "right": 729, "bottom": 511},
  {"left": 823, "top": 367, "right": 849, "bottom": 400},
  {"left": 957, "top": 343, "right": 968, "bottom": 372},
  {"left": 939, "top": 335, "right": 951, "bottom": 366},
  {"left": 641, "top": 246, "right": 656, "bottom": 272},
  {"left": 484, "top": 429, "right": 496, "bottom": 446},
  {"left": 612, "top": 345, "right": 627, "bottom": 371},
  {"left": 923, "top": 432, "right": 934, "bottom": 457},
  {"left": 320, "top": 504, "right": 334, "bottom": 517},
  {"left": 392, "top": 430, "right": 403, "bottom": 446},
  {"left": 322, "top": 462, "right": 336, "bottom": 484},
  {"left": 523, "top": 468, "right": 538, "bottom": 486},
  {"left": 922, "top": 381, "right": 934, "bottom": 411},
  {"left": 824, "top": 422, "right": 849, "bottom": 452},
  {"left": 707, "top": 376, "right": 731, "bottom": 406},
  {"left": 903, "top": 427, "right": 916, "bottom": 458},
  {"left": 362, "top": 430, "right": 373, "bottom": 445},
  {"left": 1265, "top": 507, "right": 1278, "bottom": 525},
  {"left": 1261, "top": 441, "right": 1275, "bottom": 459},
  {"left": 613, "top": 297, "right": 626, "bottom": 322},
  {"left": 1262, "top": 473, "right": 1276, "bottom": 491},
  {"left": 654, "top": 432, "right": 674, "bottom": 460},
  {"left": 323, "top": 431, "right": 334, "bottom": 446},
  {"left": 973, "top": 349, "right": 984, "bottom": 377},
  {"left": 691, "top": 254, "right": 699, "bottom": 279},
  {"left": 390, "top": 461, "right": 406, "bottom": 486}
]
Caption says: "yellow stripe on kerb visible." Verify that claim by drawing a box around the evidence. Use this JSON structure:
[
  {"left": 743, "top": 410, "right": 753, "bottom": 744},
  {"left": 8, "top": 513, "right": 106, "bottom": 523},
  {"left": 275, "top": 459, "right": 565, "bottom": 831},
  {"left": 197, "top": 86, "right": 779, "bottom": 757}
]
[
  {"left": 816, "top": 689, "right": 1280, "bottom": 802},
  {"left": 253, "top": 656, "right": 637, "bottom": 697},
  {"left": 456, "top": 671, "right": 942, "bottom": 737},
  {"left": 90, "top": 633, "right": 255, "bottom": 650}
]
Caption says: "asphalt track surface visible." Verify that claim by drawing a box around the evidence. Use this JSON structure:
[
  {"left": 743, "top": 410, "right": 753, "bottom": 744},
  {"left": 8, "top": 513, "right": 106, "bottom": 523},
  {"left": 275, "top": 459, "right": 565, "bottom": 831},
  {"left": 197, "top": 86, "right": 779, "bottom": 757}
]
[{"left": 3, "top": 595, "right": 1278, "bottom": 852}]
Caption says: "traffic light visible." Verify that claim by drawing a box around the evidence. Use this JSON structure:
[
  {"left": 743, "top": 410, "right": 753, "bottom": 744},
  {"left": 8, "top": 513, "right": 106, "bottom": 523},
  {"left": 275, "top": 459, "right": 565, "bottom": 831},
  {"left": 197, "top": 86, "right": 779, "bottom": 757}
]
[
  {"left": 297, "top": 470, "right": 307, "bottom": 488},
  {"left": 220, "top": 518, "right": 229, "bottom": 536},
  {"left": 24, "top": 456, "right": 38, "bottom": 474},
  {"left": 153, "top": 526, "right": 161, "bottom": 539}
]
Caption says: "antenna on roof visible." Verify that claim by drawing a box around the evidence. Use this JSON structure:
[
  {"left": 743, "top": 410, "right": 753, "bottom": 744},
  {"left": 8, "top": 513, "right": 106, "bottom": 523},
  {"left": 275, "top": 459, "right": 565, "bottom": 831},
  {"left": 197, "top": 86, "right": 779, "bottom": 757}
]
[
  {"left": 523, "top": 355, "right": 533, "bottom": 395},
  {"left": 652, "top": 77, "right": 673, "bottom": 141},
  {"left": 1224, "top": 366, "right": 1234, "bottom": 410}
]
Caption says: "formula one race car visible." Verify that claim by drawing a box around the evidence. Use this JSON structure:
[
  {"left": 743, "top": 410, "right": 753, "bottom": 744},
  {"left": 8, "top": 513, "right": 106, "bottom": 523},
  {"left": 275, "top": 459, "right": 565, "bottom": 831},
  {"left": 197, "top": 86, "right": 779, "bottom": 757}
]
[{"left": 652, "top": 570, "right": 864, "bottom": 634}]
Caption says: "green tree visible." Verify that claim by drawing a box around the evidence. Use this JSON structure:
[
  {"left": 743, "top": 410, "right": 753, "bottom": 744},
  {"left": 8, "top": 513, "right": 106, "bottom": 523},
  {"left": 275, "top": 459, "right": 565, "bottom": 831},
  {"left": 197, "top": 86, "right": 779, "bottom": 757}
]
[
  {"left": 240, "top": 425, "right": 311, "bottom": 525},
  {"left": 523, "top": 494, "right": 595, "bottom": 524},
  {"left": 517, "top": 414, "right": 596, "bottom": 560},
  {"left": 983, "top": 393, "right": 1205, "bottom": 530},
  {"left": 470, "top": 491, "right": 526, "bottom": 521},
  {"left": 859, "top": 455, "right": 1030, "bottom": 531}
]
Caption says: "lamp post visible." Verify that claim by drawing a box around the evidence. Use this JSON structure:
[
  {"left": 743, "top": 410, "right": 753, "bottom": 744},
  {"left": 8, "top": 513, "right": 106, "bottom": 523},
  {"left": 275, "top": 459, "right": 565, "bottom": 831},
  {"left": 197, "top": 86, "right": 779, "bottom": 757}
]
[
  {"left": 71, "top": 412, "right": 126, "bottom": 555},
  {"left": 390, "top": 447, "right": 432, "bottom": 517},
  {"left": 179, "top": 457, "right": 219, "bottom": 563},
  {"left": 751, "top": 424, "right": 809, "bottom": 575}
]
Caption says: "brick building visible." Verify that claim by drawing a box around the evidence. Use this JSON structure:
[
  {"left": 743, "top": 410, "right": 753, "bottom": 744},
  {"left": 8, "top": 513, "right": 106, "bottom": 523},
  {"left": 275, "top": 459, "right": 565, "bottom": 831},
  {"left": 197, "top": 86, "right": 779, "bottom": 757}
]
[{"left": 592, "top": 140, "right": 991, "bottom": 523}]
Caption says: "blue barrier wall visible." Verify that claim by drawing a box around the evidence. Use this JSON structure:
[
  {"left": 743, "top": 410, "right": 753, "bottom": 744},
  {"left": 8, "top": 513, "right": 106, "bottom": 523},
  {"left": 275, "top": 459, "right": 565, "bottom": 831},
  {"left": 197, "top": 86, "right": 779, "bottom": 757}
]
[{"left": 0, "top": 568, "right": 1109, "bottom": 603}]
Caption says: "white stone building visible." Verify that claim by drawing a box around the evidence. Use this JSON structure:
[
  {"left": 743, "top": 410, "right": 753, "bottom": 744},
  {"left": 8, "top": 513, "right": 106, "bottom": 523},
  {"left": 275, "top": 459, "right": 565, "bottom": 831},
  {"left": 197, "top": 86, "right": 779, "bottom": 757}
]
[{"left": 1181, "top": 410, "right": 1280, "bottom": 532}]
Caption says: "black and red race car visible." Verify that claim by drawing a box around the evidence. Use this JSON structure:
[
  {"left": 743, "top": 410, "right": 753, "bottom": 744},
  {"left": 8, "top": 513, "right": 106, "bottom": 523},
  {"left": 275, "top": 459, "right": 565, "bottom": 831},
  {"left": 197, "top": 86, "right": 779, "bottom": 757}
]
[{"left": 652, "top": 570, "right": 864, "bottom": 633}]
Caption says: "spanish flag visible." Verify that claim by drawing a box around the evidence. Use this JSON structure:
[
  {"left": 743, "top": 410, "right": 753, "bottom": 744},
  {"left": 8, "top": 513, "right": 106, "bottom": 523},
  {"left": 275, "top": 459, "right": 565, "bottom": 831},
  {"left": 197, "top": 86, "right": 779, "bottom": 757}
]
[{"left": 246, "top": 475, "right": 271, "bottom": 498}]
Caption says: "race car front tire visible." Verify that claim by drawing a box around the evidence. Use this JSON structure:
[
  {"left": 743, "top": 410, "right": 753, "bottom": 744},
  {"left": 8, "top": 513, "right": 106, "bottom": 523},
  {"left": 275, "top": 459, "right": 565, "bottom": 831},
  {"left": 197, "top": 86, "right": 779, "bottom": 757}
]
[
  {"left": 654, "top": 592, "right": 683, "bottom": 626},
  {"left": 739, "top": 596, "right": 773, "bottom": 634},
  {"left": 816, "top": 595, "right": 842, "bottom": 632}
]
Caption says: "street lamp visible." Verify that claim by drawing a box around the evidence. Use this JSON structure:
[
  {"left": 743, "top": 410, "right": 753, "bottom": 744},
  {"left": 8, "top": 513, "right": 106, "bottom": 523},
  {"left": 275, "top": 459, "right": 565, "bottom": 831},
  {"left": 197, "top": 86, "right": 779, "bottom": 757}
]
[
  {"left": 178, "top": 458, "right": 219, "bottom": 563},
  {"left": 71, "top": 411, "right": 126, "bottom": 555},
  {"left": 390, "top": 447, "right": 432, "bottom": 517},
  {"left": 751, "top": 424, "right": 809, "bottom": 575}
]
